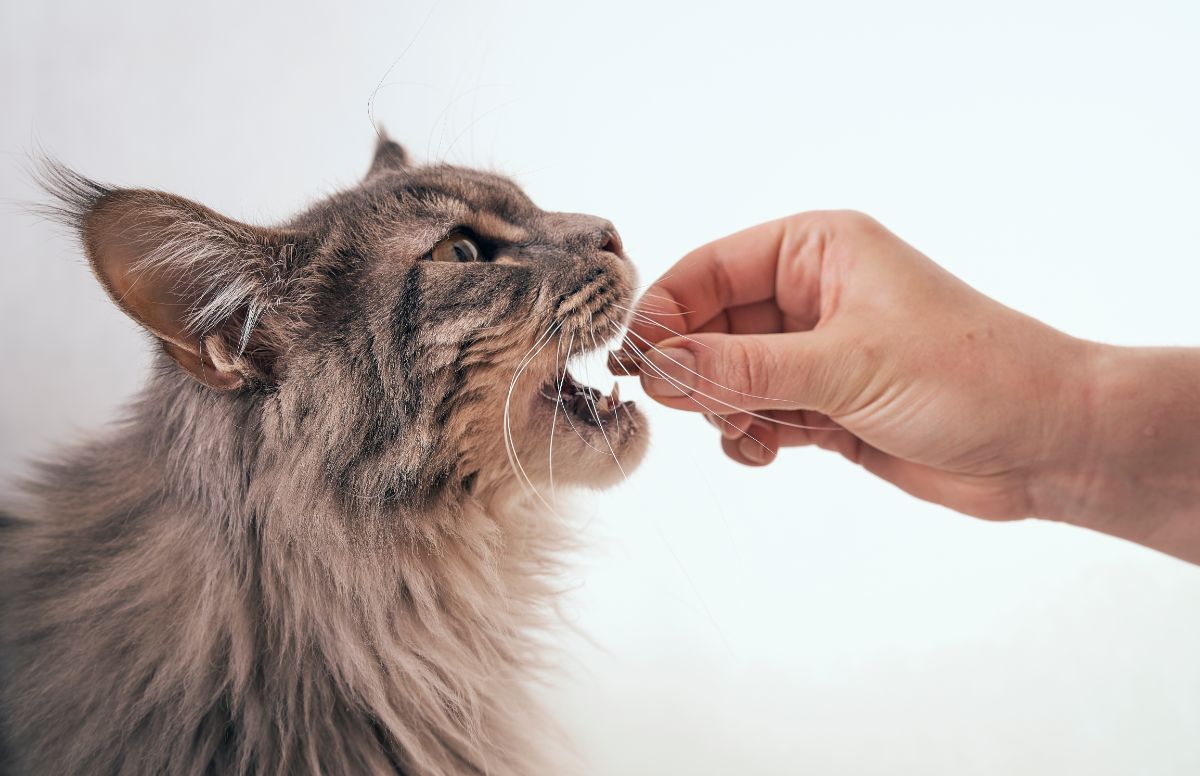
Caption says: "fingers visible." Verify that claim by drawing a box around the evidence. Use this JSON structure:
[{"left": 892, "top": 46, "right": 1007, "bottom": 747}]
[
  {"left": 706, "top": 412, "right": 779, "bottom": 465},
  {"left": 708, "top": 409, "right": 862, "bottom": 467},
  {"left": 634, "top": 330, "right": 848, "bottom": 416},
  {"left": 622, "top": 213, "right": 851, "bottom": 350},
  {"left": 693, "top": 300, "right": 784, "bottom": 336},
  {"left": 722, "top": 422, "right": 778, "bottom": 466},
  {"left": 704, "top": 411, "right": 755, "bottom": 440},
  {"left": 625, "top": 218, "right": 788, "bottom": 347}
]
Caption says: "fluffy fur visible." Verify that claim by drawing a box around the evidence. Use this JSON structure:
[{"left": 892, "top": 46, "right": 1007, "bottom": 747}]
[{"left": 0, "top": 137, "right": 648, "bottom": 775}]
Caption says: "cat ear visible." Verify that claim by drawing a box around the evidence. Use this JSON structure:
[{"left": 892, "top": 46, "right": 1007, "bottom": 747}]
[
  {"left": 40, "top": 164, "right": 308, "bottom": 390},
  {"left": 366, "top": 130, "right": 409, "bottom": 179}
]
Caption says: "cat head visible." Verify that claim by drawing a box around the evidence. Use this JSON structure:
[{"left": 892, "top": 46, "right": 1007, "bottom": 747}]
[{"left": 41, "top": 135, "right": 648, "bottom": 523}]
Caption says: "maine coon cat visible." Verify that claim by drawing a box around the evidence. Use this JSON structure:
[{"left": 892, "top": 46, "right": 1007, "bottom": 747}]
[{"left": 0, "top": 135, "right": 648, "bottom": 775}]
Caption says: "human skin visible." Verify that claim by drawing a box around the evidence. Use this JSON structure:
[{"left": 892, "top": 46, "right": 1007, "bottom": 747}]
[{"left": 611, "top": 211, "right": 1200, "bottom": 565}]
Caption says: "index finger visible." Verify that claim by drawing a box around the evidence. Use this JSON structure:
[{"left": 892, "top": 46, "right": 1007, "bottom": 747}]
[
  {"left": 629, "top": 218, "right": 785, "bottom": 347},
  {"left": 628, "top": 209, "right": 849, "bottom": 355}
]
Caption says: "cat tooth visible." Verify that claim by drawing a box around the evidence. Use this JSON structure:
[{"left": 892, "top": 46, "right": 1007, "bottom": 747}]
[{"left": 610, "top": 383, "right": 620, "bottom": 404}]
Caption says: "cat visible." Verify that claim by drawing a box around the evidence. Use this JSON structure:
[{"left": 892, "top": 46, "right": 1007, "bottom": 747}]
[{"left": 0, "top": 134, "right": 649, "bottom": 775}]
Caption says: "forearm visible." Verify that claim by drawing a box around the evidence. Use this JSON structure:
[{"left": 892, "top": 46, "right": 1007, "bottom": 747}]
[{"left": 1033, "top": 343, "right": 1200, "bottom": 564}]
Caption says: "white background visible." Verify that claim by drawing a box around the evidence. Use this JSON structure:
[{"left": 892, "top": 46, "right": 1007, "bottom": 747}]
[{"left": 3, "top": 1, "right": 1200, "bottom": 773}]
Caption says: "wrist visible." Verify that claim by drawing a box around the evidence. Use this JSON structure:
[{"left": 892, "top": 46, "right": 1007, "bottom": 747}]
[{"left": 1032, "top": 342, "right": 1200, "bottom": 562}]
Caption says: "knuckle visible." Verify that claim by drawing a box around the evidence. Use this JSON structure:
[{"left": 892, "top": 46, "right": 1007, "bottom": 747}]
[
  {"left": 790, "top": 209, "right": 882, "bottom": 237},
  {"left": 721, "top": 337, "right": 772, "bottom": 396},
  {"left": 828, "top": 209, "right": 880, "bottom": 233},
  {"left": 817, "top": 335, "right": 872, "bottom": 415}
]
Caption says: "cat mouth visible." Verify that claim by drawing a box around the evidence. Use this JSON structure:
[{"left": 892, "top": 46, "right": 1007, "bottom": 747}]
[{"left": 538, "top": 369, "right": 634, "bottom": 428}]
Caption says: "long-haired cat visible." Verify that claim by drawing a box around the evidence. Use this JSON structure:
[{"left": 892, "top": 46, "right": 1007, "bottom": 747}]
[{"left": 0, "top": 135, "right": 648, "bottom": 775}]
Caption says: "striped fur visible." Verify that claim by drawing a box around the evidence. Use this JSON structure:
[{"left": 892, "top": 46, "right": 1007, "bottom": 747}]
[{"left": 0, "top": 138, "right": 648, "bottom": 775}]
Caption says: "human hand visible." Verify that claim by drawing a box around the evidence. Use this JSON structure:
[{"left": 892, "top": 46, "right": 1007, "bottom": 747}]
[{"left": 611, "top": 211, "right": 1099, "bottom": 522}]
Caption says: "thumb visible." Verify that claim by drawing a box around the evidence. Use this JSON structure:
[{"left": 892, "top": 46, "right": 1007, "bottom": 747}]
[{"left": 634, "top": 331, "right": 849, "bottom": 415}]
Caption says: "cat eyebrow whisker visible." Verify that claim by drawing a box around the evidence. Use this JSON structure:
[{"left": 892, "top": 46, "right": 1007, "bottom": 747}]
[
  {"left": 440, "top": 97, "right": 523, "bottom": 165},
  {"left": 366, "top": 5, "right": 435, "bottom": 138}
]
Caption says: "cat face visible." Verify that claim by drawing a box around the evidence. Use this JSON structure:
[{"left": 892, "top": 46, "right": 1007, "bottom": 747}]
[{"left": 43, "top": 136, "right": 648, "bottom": 520}]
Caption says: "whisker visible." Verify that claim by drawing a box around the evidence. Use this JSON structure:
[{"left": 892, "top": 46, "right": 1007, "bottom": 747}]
[
  {"left": 633, "top": 290, "right": 689, "bottom": 306},
  {"left": 623, "top": 336, "right": 842, "bottom": 435},
  {"left": 588, "top": 338, "right": 737, "bottom": 653},
  {"left": 548, "top": 332, "right": 565, "bottom": 502},
  {"left": 563, "top": 314, "right": 737, "bottom": 655},
  {"left": 602, "top": 319, "right": 622, "bottom": 437},
  {"left": 620, "top": 339, "right": 775, "bottom": 456},
  {"left": 626, "top": 293, "right": 695, "bottom": 316},
  {"left": 366, "top": 6, "right": 435, "bottom": 138},
  {"left": 632, "top": 270, "right": 680, "bottom": 291},
  {"left": 612, "top": 306, "right": 716, "bottom": 353},
  {"left": 503, "top": 321, "right": 563, "bottom": 512},
  {"left": 557, "top": 333, "right": 607, "bottom": 454},
  {"left": 581, "top": 312, "right": 607, "bottom": 431},
  {"left": 624, "top": 330, "right": 841, "bottom": 433},
  {"left": 584, "top": 319, "right": 623, "bottom": 436},
  {"left": 442, "top": 97, "right": 522, "bottom": 163}
]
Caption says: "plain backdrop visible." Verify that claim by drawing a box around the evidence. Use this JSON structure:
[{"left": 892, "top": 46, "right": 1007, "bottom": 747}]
[{"left": 3, "top": 1, "right": 1200, "bottom": 773}]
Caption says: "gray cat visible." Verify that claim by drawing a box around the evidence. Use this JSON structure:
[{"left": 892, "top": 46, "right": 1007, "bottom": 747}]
[{"left": 0, "top": 136, "right": 648, "bottom": 775}]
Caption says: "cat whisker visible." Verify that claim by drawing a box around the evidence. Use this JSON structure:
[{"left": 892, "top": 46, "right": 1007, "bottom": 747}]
[
  {"left": 631, "top": 290, "right": 692, "bottom": 311},
  {"left": 610, "top": 305, "right": 716, "bottom": 354},
  {"left": 441, "top": 97, "right": 522, "bottom": 164},
  {"left": 632, "top": 271, "right": 680, "bottom": 291},
  {"left": 601, "top": 319, "right": 623, "bottom": 437},
  {"left": 621, "top": 294, "right": 694, "bottom": 318},
  {"left": 579, "top": 313, "right": 607, "bottom": 429},
  {"left": 577, "top": 314, "right": 631, "bottom": 497},
  {"left": 622, "top": 335, "right": 842, "bottom": 433},
  {"left": 620, "top": 338, "right": 775, "bottom": 456},
  {"left": 503, "top": 321, "right": 563, "bottom": 512},
  {"left": 616, "top": 304, "right": 846, "bottom": 428},
  {"left": 624, "top": 326, "right": 840, "bottom": 422},
  {"left": 547, "top": 331, "right": 569, "bottom": 502},
  {"left": 579, "top": 334, "right": 735, "bottom": 654},
  {"left": 554, "top": 332, "right": 608, "bottom": 455}
]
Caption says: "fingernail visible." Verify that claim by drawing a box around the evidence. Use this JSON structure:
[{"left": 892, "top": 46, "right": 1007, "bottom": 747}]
[
  {"left": 642, "top": 347, "right": 696, "bottom": 398},
  {"left": 708, "top": 414, "right": 742, "bottom": 439},
  {"left": 721, "top": 417, "right": 749, "bottom": 440},
  {"left": 739, "top": 425, "right": 773, "bottom": 465},
  {"left": 607, "top": 348, "right": 641, "bottom": 375}
]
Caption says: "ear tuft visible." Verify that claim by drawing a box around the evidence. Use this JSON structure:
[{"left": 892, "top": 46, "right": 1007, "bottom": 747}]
[
  {"left": 366, "top": 129, "right": 409, "bottom": 179},
  {"left": 38, "top": 162, "right": 312, "bottom": 391},
  {"left": 32, "top": 158, "right": 114, "bottom": 231}
]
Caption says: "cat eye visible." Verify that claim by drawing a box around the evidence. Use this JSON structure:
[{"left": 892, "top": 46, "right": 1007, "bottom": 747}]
[{"left": 429, "top": 233, "right": 481, "bottom": 263}]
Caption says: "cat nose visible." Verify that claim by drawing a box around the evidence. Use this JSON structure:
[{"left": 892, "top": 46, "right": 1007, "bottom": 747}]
[{"left": 599, "top": 227, "right": 625, "bottom": 259}]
